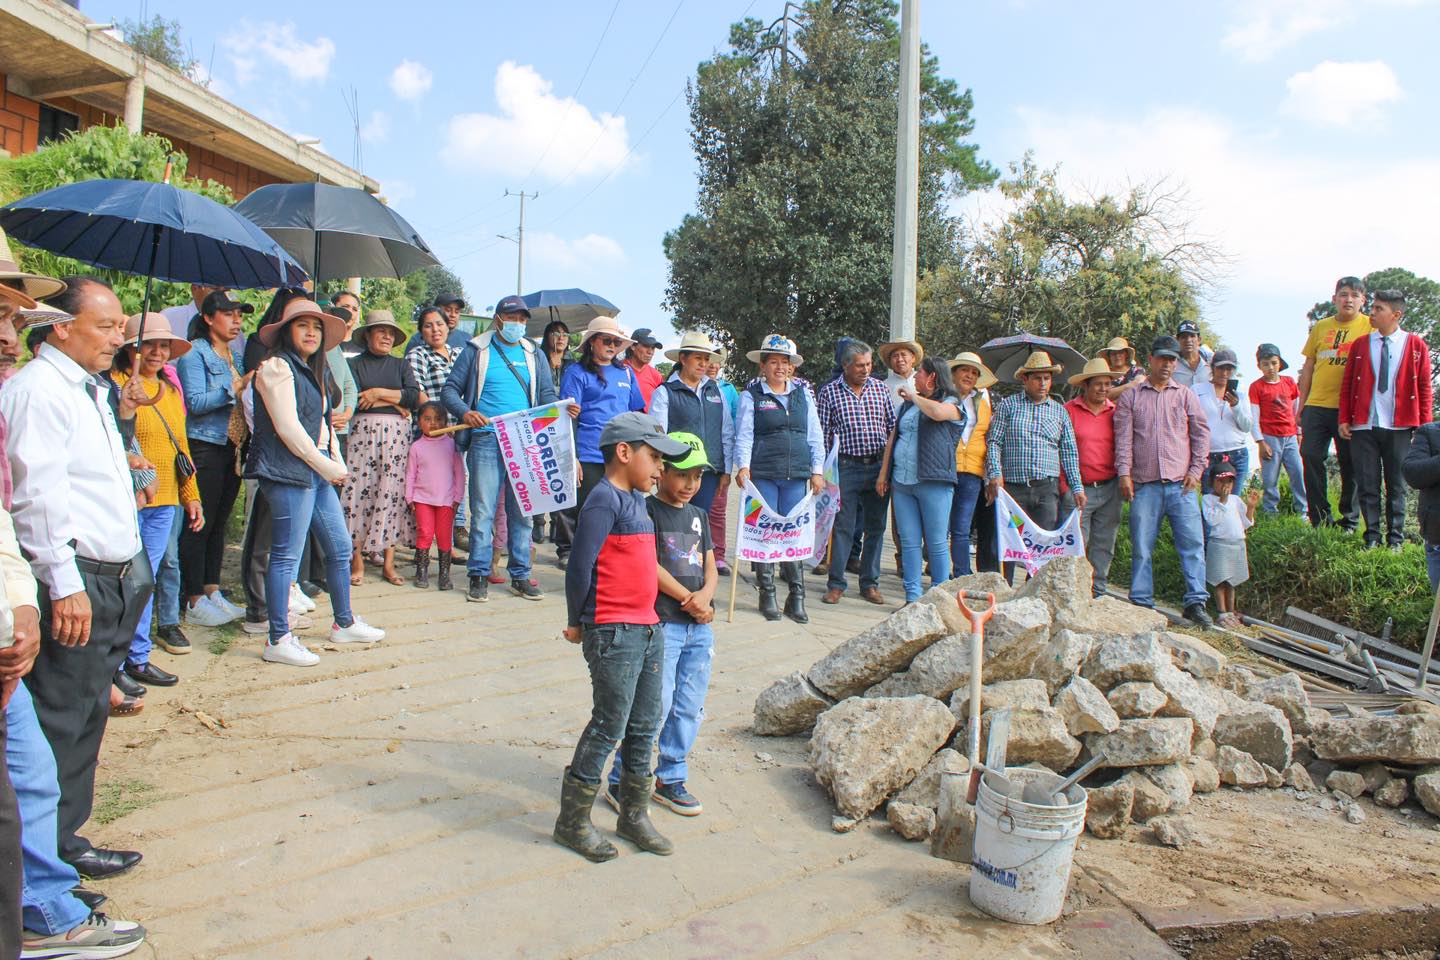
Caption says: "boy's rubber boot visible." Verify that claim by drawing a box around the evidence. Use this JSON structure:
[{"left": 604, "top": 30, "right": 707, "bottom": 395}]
[
  {"left": 755, "top": 564, "right": 781, "bottom": 621},
  {"left": 436, "top": 554, "right": 453, "bottom": 591},
  {"left": 616, "top": 772, "right": 674, "bottom": 855},
  {"left": 414, "top": 550, "right": 430, "bottom": 589},
  {"left": 781, "top": 561, "right": 808, "bottom": 624},
  {"left": 553, "top": 768, "right": 618, "bottom": 863}
]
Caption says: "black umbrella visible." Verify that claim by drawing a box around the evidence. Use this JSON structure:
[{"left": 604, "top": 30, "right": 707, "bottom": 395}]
[{"left": 978, "top": 332, "right": 1088, "bottom": 384}]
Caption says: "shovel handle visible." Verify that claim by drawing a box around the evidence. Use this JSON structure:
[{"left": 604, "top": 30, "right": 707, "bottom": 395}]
[{"left": 958, "top": 591, "right": 996, "bottom": 629}]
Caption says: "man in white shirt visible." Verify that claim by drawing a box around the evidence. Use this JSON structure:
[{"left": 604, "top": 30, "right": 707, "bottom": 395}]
[
  {"left": 878, "top": 340, "right": 920, "bottom": 412},
  {"left": 0, "top": 277, "right": 153, "bottom": 880}
]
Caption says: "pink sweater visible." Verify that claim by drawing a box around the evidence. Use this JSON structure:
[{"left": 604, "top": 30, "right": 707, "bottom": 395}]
[{"left": 405, "top": 435, "right": 465, "bottom": 506}]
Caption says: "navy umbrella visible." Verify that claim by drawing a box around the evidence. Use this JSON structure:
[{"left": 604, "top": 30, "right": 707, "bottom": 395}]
[
  {"left": 978, "top": 332, "right": 1088, "bottom": 383},
  {"left": 520, "top": 288, "right": 619, "bottom": 338}
]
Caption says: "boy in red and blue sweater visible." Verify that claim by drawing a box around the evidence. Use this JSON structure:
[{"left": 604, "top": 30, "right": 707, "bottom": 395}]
[{"left": 554, "top": 412, "right": 691, "bottom": 863}]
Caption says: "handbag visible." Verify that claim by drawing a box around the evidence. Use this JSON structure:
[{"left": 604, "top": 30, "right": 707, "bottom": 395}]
[{"left": 153, "top": 402, "right": 197, "bottom": 484}]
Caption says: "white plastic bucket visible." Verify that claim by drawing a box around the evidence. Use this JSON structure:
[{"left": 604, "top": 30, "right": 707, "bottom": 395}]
[{"left": 968, "top": 767, "right": 1087, "bottom": 925}]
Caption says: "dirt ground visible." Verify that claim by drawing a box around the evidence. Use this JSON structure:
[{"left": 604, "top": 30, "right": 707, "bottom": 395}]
[{"left": 85, "top": 516, "right": 1440, "bottom": 959}]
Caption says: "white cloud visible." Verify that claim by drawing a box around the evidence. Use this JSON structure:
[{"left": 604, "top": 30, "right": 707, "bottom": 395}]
[
  {"left": 442, "top": 62, "right": 630, "bottom": 181},
  {"left": 1222, "top": 0, "right": 1434, "bottom": 61},
  {"left": 361, "top": 110, "right": 390, "bottom": 143},
  {"left": 389, "top": 60, "right": 434, "bottom": 101},
  {"left": 1283, "top": 60, "right": 1402, "bottom": 126},
  {"left": 379, "top": 179, "right": 416, "bottom": 204},
  {"left": 528, "top": 232, "right": 626, "bottom": 270},
  {"left": 224, "top": 21, "right": 336, "bottom": 85}
]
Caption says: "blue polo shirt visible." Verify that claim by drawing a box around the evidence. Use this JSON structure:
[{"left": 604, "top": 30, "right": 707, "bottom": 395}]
[{"left": 476, "top": 339, "right": 532, "bottom": 421}]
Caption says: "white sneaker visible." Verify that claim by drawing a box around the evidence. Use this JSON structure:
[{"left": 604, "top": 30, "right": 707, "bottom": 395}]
[
  {"left": 330, "top": 617, "right": 385, "bottom": 644},
  {"left": 209, "top": 591, "right": 245, "bottom": 620},
  {"left": 261, "top": 633, "right": 320, "bottom": 667},
  {"left": 289, "top": 582, "right": 317, "bottom": 613},
  {"left": 244, "top": 613, "right": 311, "bottom": 633},
  {"left": 184, "top": 595, "right": 231, "bottom": 628}
]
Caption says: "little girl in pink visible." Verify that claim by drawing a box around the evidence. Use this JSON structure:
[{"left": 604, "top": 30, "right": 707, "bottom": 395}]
[{"left": 406, "top": 402, "right": 465, "bottom": 590}]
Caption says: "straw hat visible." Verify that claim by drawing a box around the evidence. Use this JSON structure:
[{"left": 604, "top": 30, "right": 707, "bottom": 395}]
[
  {"left": 257, "top": 298, "right": 348, "bottom": 351},
  {"left": 947, "top": 351, "right": 997, "bottom": 389},
  {"left": 1101, "top": 336, "right": 1135, "bottom": 366},
  {"left": 122, "top": 312, "right": 192, "bottom": 359},
  {"left": 0, "top": 228, "right": 66, "bottom": 308},
  {"left": 577, "top": 315, "right": 634, "bottom": 348},
  {"left": 878, "top": 339, "right": 924, "bottom": 366},
  {"left": 745, "top": 333, "right": 803, "bottom": 366},
  {"left": 664, "top": 330, "right": 722, "bottom": 363},
  {"left": 350, "top": 309, "right": 406, "bottom": 349},
  {"left": 1067, "top": 356, "right": 1115, "bottom": 387},
  {"left": 1013, "top": 350, "right": 1064, "bottom": 380}
]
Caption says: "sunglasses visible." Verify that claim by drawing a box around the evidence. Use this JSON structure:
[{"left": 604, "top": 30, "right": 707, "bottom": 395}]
[{"left": 595, "top": 335, "right": 625, "bottom": 347}]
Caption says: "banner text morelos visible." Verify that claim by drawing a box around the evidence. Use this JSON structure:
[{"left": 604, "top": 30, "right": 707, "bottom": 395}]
[{"left": 492, "top": 400, "right": 579, "bottom": 517}]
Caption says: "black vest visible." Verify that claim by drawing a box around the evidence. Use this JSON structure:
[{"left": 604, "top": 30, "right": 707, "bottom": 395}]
[
  {"left": 747, "top": 382, "right": 811, "bottom": 480},
  {"left": 246, "top": 350, "right": 328, "bottom": 486},
  {"left": 659, "top": 376, "right": 725, "bottom": 473}
]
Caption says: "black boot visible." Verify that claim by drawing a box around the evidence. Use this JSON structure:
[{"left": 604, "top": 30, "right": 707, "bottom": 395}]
[
  {"left": 414, "top": 549, "right": 430, "bottom": 589},
  {"left": 436, "top": 553, "right": 453, "bottom": 591},
  {"left": 755, "top": 563, "right": 781, "bottom": 621},
  {"left": 553, "top": 768, "right": 618, "bottom": 862},
  {"left": 781, "top": 561, "right": 808, "bottom": 624},
  {"left": 615, "top": 772, "right": 673, "bottom": 855}
]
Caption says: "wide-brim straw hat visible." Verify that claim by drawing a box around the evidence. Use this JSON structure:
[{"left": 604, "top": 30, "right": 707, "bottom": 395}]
[
  {"left": 0, "top": 228, "right": 66, "bottom": 308},
  {"left": 122, "top": 312, "right": 192, "bottom": 359},
  {"left": 664, "top": 330, "right": 722, "bottom": 363},
  {"left": 350, "top": 309, "right": 406, "bottom": 348},
  {"left": 258, "top": 298, "right": 347, "bottom": 352},
  {"left": 878, "top": 339, "right": 924, "bottom": 366},
  {"left": 1068, "top": 356, "right": 1115, "bottom": 387},
  {"left": 578, "top": 315, "right": 634, "bottom": 348},
  {"left": 745, "top": 333, "right": 803, "bottom": 366},
  {"left": 1013, "top": 350, "right": 1064, "bottom": 381},
  {"left": 947, "top": 351, "right": 997, "bottom": 389},
  {"left": 1101, "top": 336, "right": 1136, "bottom": 366}
]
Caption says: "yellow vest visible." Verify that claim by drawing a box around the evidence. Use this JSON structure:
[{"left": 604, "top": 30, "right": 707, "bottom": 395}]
[{"left": 955, "top": 391, "right": 992, "bottom": 477}]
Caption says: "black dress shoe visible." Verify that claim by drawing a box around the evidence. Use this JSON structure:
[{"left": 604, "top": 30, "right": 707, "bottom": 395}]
[
  {"left": 113, "top": 669, "right": 146, "bottom": 699},
  {"left": 124, "top": 662, "right": 178, "bottom": 687},
  {"left": 155, "top": 624, "right": 190, "bottom": 656},
  {"left": 1183, "top": 603, "right": 1215, "bottom": 629},
  {"left": 71, "top": 887, "right": 107, "bottom": 910},
  {"left": 299, "top": 580, "right": 324, "bottom": 598},
  {"left": 65, "top": 847, "right": 142, "bottom": 880}
]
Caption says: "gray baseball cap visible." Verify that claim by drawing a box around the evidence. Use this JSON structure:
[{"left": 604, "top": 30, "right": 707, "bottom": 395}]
[
  {"left": 1212, "top": 348, "right": 1239, "bottom": 369},
  {"left": 599, "top": 412, "right": 693, "bottom": 458}
]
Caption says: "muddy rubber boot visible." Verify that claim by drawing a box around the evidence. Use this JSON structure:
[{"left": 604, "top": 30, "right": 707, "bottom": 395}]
[
  {"left": 553, "top": 768, "right": 618, "bottom": 863},
  {"left": 413, "top": 549, "right": 430, "bottom": 589},
  {"left": 781, "top": 561, "right": 808, "bottom": 624},
  {"left": 436, "top": 554, "right": 453, "bottom": 591},
  {"left": 616, "top": 772, "right": 673, "bottom": 855},
  {"left": 755, "top": 563, "right": 781, "bottom": 621}
]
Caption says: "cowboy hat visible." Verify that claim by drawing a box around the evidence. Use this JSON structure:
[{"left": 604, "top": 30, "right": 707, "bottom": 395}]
[
  {"left": 878, "top": 339, "right": 924, "bottom": 366},
  {"left": 664, "top": 330, "right": 722, "bottom": 363},
  {"left": 1013, "top": 350, "right": 1064, "bottom": 380},
  {"left": 947, "top": 351, "right": 997, "bottom": 389},
  {"left": 577, "top": 315, "right": 634, "bottom": 348},
  {"left": 122, "top": 312, "right": 192, "bottom": 359},
  {"left": 1067, "top": 356, "right": 1115, "bottom": 387},
  {"left": 0, "top": 228, "right": 66, "bottom": 308},
  {"left": 258, "top": 298, "right": 348, "bottom": 351},
  {"left": 350, "top": 309, "right": 406, "bottom": 349},
  {"left": 1101, "top": 336, "right": 1135, "bottom": 366},
  {"left": 745, "top": 333, "right": 804, "bottom": 366}
]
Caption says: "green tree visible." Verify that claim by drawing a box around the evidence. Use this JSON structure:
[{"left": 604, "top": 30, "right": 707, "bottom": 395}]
[
  {"left": 117, "top": 15, "right": 199, "bottom": 79},
  {"left": 416, "top": 264, "right": 469, "bottom": 309},
  {"left": 664, "top": 0, "right": 996, "bottom": 376}
]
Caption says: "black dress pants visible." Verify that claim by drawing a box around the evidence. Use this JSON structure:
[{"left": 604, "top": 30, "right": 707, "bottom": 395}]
[
  {"left": 1003, "top": 478, "right": 1059, "bottom": 584},
  {"left": 1300, "top": 406, "right": 1358, "bottom": 529},
  {"left": 554, "top": 462, "right": 608, "bottom": 560},
  {"left": 1350, "top": 427, "right": 1412, "bottom": 547},
  {"left": 0, "top": 707, "right": 21, "bottom": 960},
  {"left": 242, "top": 482, "right": 273, "bottom": 622},
  {"left": 25, "top": 553, "right": 153, "bottom": 860}
]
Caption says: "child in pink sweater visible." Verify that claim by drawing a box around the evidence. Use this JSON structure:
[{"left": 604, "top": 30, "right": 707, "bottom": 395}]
[{"left": 406, "top": 402, "right": 465, "bottom": 590}]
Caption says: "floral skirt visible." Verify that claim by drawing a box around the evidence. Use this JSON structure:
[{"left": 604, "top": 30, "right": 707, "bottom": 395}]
[{"left": 341, "top": 414, "right": 415, "bottom": 554}]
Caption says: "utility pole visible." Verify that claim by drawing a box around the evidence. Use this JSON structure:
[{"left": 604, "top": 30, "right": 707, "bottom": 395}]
[
  {"left": 888, "top": 0, "right": 920, "bottom": 342},
  {"left": 503, "top": 189, "right": 538, "bottom": 294}
]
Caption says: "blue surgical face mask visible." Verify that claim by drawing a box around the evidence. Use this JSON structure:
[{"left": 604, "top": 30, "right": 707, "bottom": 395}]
[{"left": 499, "top": 321, "right": 525, "bottom": 343}]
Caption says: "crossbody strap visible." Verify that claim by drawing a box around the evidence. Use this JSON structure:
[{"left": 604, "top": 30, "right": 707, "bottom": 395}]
[{"left": 493, "top": 341, "right": 534, "bottom": 405}]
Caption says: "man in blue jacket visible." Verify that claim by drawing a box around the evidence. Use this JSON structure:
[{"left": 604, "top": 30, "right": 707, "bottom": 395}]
[{"left": 442, "top": 296, "right": 557, "bottom": 603}]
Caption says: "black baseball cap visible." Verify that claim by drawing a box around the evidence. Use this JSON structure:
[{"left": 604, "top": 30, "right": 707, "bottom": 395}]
[
  {"left": 202, "top": 291, "right": 254, "bottom": 315},
  {"left": 493, "top": 294, "right": 530, "bottom": 316},
  {"left": 434, "top": 292, "right": 467, "bottom": 309},
  {"left": 1151, "top": 335, "right": 1181, "bottom": 359},
  {"left": 1175, "top": 320, "right": 1200, "bottom": 337},
  {"left": 630, "top": 327, "right": 663, "bottom": 348},
  {"left": 1256, "top": 343, "right": 1289, "bottom": 371},
  {"left": 598, "top": 412, "right": 692, "bottom": 458}
]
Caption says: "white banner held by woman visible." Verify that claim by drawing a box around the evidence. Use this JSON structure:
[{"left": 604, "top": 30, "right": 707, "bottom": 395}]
[
  {"left": 490, "top": 400, "right": 579, "bottom": 517},
  {"left": 735, "top": 480, "right": 816, "bottom": 564},
  {"left": 803, "top": 439, "right": 841, "bottom": 569},
  {"left": 994, "top": 487, "right": 1085, "bottom": 575}
]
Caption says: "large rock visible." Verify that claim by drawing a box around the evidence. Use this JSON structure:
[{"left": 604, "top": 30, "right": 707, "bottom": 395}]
[
  {"left": 1118, "top": 771, "right": 1173, "bottom": 822},
  {"left": 950, "top": 679, "right": 1050, "bottom": 726},
  {"left": 1054, "top": 676, "right": 1120, "bottom": 736},
  {"left": 1326, "top": 769, "right": 1368, "bottom": 799},
  {"left": 981, "top": 707, "right": 1081, "bottom": 771},
  {"left": 1086, "top": 718, "right": 1194, "bottom": 769},
  {"left": 933, "top": 571, "right": 1014, "bottom": 605},
  {"left": 1186, "top": 757, "right": 1221, "bottom": 793},
  {"left": 1375, "top": 777, "right": 1409, "bottom": 808},
  {"left": 893, "top": 748, "right": 966, "bottom": 809},
  {"left": 809, "top": 602, "right": 949, "bottom": 700},
  {"left": 1153, "top": 663, "right": 1222, "bottom": 742},
  {"left": 1014, "top": 555, "right": 1093, "bottom": 622},
  {"left": 1085, "top": 782, "right": 1134, "bottom": 839},
  {"left": 1358, "top": 762, "right": 1392, "bottom": 794},
  {"left": 1083, "top": 633, "right": 1172, "bottom": 689},
  {"left": 886, "top": 800, "right": 937, "bottom": 840},
  {"left": 1141, "top": 763, "right": 1194, "bottom": 812},
  {"left": 1416, "top": 770, "right": 1440, "bottom": 817},
  {"left": 914, "top": 584, "right": 971, "bottom": 637},
  {"left": 1063, "top": 595, "right": 1169, "bottom": 643},
  {"left": 1158, "top": 631, "right": 1229, "bottom": 680},
  {"left": 1281, "top": 763, "right": 1315, "bottom": 791},
  {"left": 1213, "top": 701, "right": 1293, "bottom": 771},
  {"left": 809, "top": 696, "right": 956, "bottom": 820},
  {"left": 1215, "top": 745, "right": 1267, "bottom": 787},
  {"left": 754, "top": 672, "right": 835, "bottom": 736},
  {"left": 1218, "top": 664, "right": 1258, "bottom": 696},
  {"left": 1033, "top": 629, "right": 1098, "bottom": 696},
  {"left": 1309, "top": 714, "right": 1440, "bottom": 765},
  {"left": 978, "top": 597, "right": 1053, "bottom": 682},
  {"left": 1247, "top": 673, "right": 1313, "bottom": 733},
  {"left": 1108, "top": 682, "right": 1167, "bottom": 718}
]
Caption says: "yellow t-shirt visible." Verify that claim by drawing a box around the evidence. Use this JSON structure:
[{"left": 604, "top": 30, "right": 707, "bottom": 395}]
[{"left": 1302, "top": 313, "right": 1371, "bottom": 409}]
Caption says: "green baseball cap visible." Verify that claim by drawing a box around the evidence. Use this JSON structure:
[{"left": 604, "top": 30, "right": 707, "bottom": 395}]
[{"left": 667, "top": 431, "right": 710, "bottom": 471}]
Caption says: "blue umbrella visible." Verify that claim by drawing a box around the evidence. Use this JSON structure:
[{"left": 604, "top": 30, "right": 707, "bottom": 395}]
[{"left": 520, "top": 288, "right": 619, "bottom": 338}]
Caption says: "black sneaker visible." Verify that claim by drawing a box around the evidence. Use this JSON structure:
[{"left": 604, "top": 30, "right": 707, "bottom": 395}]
[
  {"left": 511, "top": 578, "right": 543, "bottom": 601},
  {"left": 653, "top": 780, "right": 703, "bottom": 816},
  {"left": 601, "top": 780, "right": 621, "bottom": 813},
  {"left": 155, "top": 624, "right": 191, "bottom": 656},
  {"left": 467, "top": 576, "right": 489, "bottom": 603},
  {"left": 1183, "top": 603, "right": 1215, "bottom": 629}
]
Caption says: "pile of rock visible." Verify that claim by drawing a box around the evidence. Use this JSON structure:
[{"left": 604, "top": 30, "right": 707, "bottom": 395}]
[{"left": 753, "top": 557, "right": 1440, "bottom": 841}]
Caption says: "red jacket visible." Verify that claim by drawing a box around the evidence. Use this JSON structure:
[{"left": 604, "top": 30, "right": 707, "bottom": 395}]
[{"left": 1338, "top": 331, "right": 1432, "bottom": 429}]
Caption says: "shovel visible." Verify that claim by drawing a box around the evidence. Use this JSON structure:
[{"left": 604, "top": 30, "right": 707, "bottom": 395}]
[
  {"left": 1020, "top": 752, "right": 1107, "bottom": 807},
  {"left": 958, "top": 590, "right": 998, "bottom": 804}
]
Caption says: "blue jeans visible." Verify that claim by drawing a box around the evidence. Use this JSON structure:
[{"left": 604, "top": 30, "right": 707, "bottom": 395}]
[
  {"left": 892, "top": 480, "right": 954, "bottom": 602},
  {"left": 1204, "top": 447, "right": 1250, "bottom": 494},
  {"left": 1260, "top": 434, "right": 1307, "bottom": 516},
  {"left": 1427, "top": 543, "right": 1440, "bottom": 592},
  {"left": 568, "top": 623, "right": 664, "bottom": 784},
  {"left": 608, "top": 621, "right": 715, "bottom": 786},
  {"left": 129, "top": 505, "right": 179, "bottom": 667},
  {"left": 262, "top": 473, "right": 354, "bottom": 643},
  {"left": 949, "top": 472, "right": 985, "bottom": 575},
  {"left": 751, "top": 477, "right": 807, "bottom": 515},
  {"left": 154, "top": 502, "right": 182, "bottom": 627},
  {"left": 465, "top": 432, "right": 533, "bottom": 580},
  {"left": 4, "top": 685, "right": 89, "bottom": 936},
  {"left": 827, "top": 459, "right": 888, "bottom": 593},
  {"left": 1128, "top": 480, "right": 1209, "bottom": 609}
]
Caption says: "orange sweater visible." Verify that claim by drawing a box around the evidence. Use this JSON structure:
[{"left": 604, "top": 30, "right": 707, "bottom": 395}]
[{"left": 114, "top": 372, "right": 201, "bottom": 507}]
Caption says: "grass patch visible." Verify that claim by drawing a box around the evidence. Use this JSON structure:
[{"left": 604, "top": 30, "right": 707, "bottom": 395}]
[
  {"left": 93, "top": 779, "right": 158, "bottom": 825},
  {"left": 208, "top": 622, "right": 240, "bottom": 656}
]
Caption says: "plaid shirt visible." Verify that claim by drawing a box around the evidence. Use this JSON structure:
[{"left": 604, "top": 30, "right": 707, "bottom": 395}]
[
  {"left": 407, "top": 344, "right": 455, "bottom": 415},
  {"left": 816, "top": 375, "right": 895, "bottom": 457},
  {"left": 984, "top": 393, "right": 1083, "bottom": 489}
]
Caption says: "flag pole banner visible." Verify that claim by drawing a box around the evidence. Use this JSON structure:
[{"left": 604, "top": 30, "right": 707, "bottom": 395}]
[
  {"left": 995, "top": 487, "right": 1086, "bottom": 575},
  {"left": 735, "top": 480, "right": 816, "bottom": 564},
  {"left": 803, "top": 439, "right": 841, "bottom": 569},
  {"left": 491, "top": 400, "right": 579, "bottom": 517}
]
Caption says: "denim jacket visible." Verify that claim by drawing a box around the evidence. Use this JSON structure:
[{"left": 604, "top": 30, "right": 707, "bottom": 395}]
[{"left": 175, "top": 337, "right": 245, "bottom": 446}]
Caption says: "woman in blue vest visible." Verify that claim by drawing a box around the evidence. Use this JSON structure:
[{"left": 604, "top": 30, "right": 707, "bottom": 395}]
[
  {"left": 877, "top": 355, "right": 966, "bottom": 603},
  {"left": 733, "top": 334, "right": 825, "bottom": 623},
  {"left": 247, "top": 298, "right": 386, "bottom": 667},
  {"left": 649, "top": 330, "right": 734, "bottom": 516}
]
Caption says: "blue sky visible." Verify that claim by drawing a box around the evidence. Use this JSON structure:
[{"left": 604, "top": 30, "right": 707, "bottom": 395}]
[{"left": 88, "top": 0, "right": 1440, "bottom": 371}]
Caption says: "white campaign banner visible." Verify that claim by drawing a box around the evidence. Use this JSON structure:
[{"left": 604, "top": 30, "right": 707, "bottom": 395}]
[
  {"left": 995, "top": 487, "right": 1086, "bottom": 575},
  {"left": 803, "top": 439, "right": 841, "bottom": 569},
  {"left": 491, "top": 400, "right": 579, "bottom": 517},
  {"left": 735, "top": 480, "right": 816, "bottom": 564}
]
